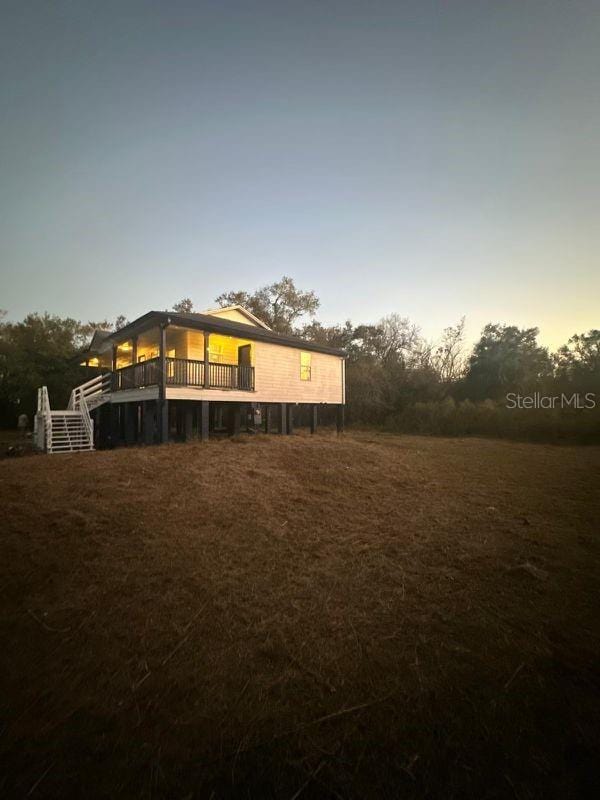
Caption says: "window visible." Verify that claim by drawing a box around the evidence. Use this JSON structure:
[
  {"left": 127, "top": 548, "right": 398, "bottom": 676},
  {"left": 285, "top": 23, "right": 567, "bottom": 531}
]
[
  {"left": 115, "top": 340, "right": 134, "bottom": 369},
  {"left": 209, "top": 341, "right": 225, "bottom": 363},
  {"left": 300, "top": 351, "right": 311, "bottom": 381}
]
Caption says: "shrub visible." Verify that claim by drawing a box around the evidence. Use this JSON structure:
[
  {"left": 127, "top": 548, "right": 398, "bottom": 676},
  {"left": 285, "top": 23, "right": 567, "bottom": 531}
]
[{"left": 385, "top": 399, "right": 600, "bottom": 444}]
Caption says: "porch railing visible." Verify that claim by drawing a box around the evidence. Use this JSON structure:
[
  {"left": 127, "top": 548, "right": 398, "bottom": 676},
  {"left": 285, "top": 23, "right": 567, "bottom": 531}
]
[
  {"left": 207, "top": 362, "right": 254, "bottom": 391},
  {"left": 111, "top": 356, "right": 255, "bottom": 392},
  {"left": 111, "top": 357, "right": 161, "bottom": 391},
  {"left": 166, "top": 357, "right": 204, "bottom": 386}
]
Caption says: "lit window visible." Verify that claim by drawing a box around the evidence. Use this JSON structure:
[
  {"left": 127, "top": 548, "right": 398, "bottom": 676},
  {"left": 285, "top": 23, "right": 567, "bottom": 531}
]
[
  {"left": 300, "top": 351, "right": 311, "bottom": 381},
  {"left": 209, "top": 342, "right": 225, "bottom": 363}
]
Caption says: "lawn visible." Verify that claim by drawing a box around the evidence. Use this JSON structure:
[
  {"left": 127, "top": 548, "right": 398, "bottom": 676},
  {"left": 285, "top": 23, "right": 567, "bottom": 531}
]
[{"left": 1, "top": 432, "right": 599, "bottom": 798}]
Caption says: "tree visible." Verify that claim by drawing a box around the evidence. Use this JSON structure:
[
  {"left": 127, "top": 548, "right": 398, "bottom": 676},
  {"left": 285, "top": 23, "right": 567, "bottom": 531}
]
[
  {"left": 342, "top": 315, "right": 440, "bottom": 422},
  {"left": 348, "top": 323, "right": 386, "bottom": 361},
  {"left": 429, "top": 317, "right": 467, "bottom": 384},
  {"left": 0, "top": 313, "right": 92, "bottom": 426},
  {"left": 297, "top": 320, "right": 354, "bottom": 349},
  {"left": 216, "top": 276, "right": 319, "bottom": 334},
  {"left": 114, "top": 314, "right": 128, "bottom": 331},
  {"left": 462, "top": 324, "right": 552, "bottom": 400},
  {"left": 554, "top": 329, "right": 600, "bottom": 393},
  {"left": 378, "top": 314, "right": 423, "bottom": 366},
  {"left": 348, "top": 315, "right": 424, "bottom": 367},
  {"left": 172, "top": 298, "right": 194, "bottom": 313},
  {"left": 554, "top": 329, "right": 600, "bottom": 374}
]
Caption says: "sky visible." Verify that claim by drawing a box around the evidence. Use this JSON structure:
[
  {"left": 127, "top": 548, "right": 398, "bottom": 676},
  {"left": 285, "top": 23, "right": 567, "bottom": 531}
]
[{"left": 1, "top": 0, "right": 598, "bottom": 350}]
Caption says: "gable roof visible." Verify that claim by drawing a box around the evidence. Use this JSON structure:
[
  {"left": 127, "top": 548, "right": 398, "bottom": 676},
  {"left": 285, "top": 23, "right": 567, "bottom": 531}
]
[
  {"left": 196, "top": 305, "right": 272, "bottom": 330},
  {"left": 88, "top": 329, "right": 112, "bottom": 349}
]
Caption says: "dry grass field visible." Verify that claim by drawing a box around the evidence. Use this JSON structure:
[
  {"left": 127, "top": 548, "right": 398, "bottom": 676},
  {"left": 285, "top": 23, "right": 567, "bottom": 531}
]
[{"left": 1, "top": 431, "right": 599, "bottom": 799}]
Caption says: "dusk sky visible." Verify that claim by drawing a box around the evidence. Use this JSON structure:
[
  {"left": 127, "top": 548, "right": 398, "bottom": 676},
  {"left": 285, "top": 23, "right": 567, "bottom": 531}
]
[{"left": 1, "top": 0, "right": 598, "bottom": 349}]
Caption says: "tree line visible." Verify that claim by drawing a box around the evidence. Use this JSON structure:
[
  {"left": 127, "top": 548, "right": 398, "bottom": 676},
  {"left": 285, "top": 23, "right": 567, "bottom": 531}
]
[{"left": 1, "top": 277, "right": 598, "bottom": 441}]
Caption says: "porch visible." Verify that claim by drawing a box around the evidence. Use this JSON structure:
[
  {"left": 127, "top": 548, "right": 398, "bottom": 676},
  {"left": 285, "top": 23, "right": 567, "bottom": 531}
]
[{"left": 111, "top": 357, "right": 255, "bottom": 392}]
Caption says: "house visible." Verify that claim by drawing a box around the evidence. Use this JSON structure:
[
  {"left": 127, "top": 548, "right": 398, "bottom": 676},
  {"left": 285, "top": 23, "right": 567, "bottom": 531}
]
[{"left": 35, "top": 306, "right": 346, "bottom": 453}]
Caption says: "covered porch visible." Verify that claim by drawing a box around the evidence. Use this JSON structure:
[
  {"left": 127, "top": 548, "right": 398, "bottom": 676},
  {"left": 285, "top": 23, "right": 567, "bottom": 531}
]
[{"left": 108, "top": 325, "right": 255, "bottom": 392}]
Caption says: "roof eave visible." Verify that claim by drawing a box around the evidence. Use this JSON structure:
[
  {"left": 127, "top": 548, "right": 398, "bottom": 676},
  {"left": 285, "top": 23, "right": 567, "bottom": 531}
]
[{"left": 93, "top": 311, "right": 346, "bottom": 358}]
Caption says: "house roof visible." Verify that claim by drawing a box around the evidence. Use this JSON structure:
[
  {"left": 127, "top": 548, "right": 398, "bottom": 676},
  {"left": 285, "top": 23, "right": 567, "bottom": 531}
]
[
  {"left": 88, "top": 329, "right": 112, "bottom": 349},
  {"left": 83, "top": 309, "right": 346, "bottom": 357},
  {"left": 195, "top": 305, "right": 273, "bottom": 330}
]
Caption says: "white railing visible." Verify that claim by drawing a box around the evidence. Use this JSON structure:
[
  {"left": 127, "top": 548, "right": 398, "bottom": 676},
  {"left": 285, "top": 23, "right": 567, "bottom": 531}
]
[
  {"left": 66, "top": 373, "right": 111, "bottom": 452},
  {"left": 79, "top": 394, "right": 94, "bottom": 449},
  {"left": 34, "top": 373, "right": 110, "bottom": 453},
  {"left": 35, "top": 386, "right": 52, "bottom": 452},
  {"left": 69, "top": 372, "right": 111, "bottom": 411}
]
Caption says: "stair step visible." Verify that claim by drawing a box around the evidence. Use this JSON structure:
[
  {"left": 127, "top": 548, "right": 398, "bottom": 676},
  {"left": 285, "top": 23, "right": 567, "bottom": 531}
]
[
  {"left": 51, "top": 442, "right": 92, "bottom": 447},
  {"left": 52, "top": 424, "right": 86, "bottom": 429},
  {"left": 52, "top": 442, "right": 90, "bottom": 450},
  {"left": 52, "top": 427, "right": 86, "bottom": 431},
  {"left": 52, "top": 425, "right": 86, "bottom": 429},
  {"left": 38, "top": 377, "right": 111, "bottom": 454},
  {"left": 52, "top": 441, "right": 90, "bottom": 444},
  {"left": 46, "top": 447, "right": 95, "bottom": 454}
]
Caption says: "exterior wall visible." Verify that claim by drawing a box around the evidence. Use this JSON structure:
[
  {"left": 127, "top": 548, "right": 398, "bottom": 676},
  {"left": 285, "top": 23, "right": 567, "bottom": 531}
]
[
  {"left": 253, "top": 341, "right": 343, "bottom": 403},
  {"left": 186, "top": 330, "right": 204, "bottom": 360},
  {"left": 165, "top": 327, "right": 253, "bottom": 364},
  {"left": 208, "top": 333, "right": 253, "bottom": 364},
  {"left": 166, "top": 340, "right": 344, "bottom": 404}
]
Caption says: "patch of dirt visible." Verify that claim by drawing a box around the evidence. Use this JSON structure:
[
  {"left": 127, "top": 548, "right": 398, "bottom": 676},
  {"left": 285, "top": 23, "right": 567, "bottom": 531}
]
[{"left": 1, "top": 431, "right": 599, "bottom": 798}]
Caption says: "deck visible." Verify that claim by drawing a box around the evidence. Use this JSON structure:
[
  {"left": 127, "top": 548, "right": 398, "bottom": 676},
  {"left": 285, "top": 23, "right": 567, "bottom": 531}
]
[{"left": 111, "top": 357, "right": 255, "bottom": 392}]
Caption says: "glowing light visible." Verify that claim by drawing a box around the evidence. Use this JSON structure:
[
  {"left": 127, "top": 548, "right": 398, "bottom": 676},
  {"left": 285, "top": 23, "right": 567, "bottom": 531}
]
[{"left": 300, "top": 351, "right": 311, "bottom": 381}]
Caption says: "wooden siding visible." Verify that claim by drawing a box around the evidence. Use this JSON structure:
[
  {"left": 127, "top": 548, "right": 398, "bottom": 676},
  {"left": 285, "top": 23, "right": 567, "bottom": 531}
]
[
  {"left": 165, "top": 327, "right": 253, "bottom": 364},
  {"left": 166, "top": 340, "right": 344, "bottom": 404},
  {"left": 253, "top": 341, "right": 343, "bottom": 403},
  {"left": 208, "top": 334, "right": 254, "bottom": 365},
  {"left": 204, "top": 307, "right": 261, "bottom": 326}
]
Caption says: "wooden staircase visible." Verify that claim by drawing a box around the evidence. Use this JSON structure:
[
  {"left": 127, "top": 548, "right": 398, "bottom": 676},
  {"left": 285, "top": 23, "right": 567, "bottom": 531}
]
[
  {"left": 35, "top": 374, "right": 111, "bottom": 454},
  {"left": 47, "top": 411, "right": 94, "bottom": 453}
]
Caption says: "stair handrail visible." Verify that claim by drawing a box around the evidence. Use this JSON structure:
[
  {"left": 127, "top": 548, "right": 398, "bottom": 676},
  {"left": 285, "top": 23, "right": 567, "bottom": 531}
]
[
  {"left": 35, "top": 386, "right": 52, "bottom": 452},
  {"left": 79, "top": 393, "right": 94, "bottom": 448},
  {"left": 69, "top": 372, "right": 111, "bottom": 410}
]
